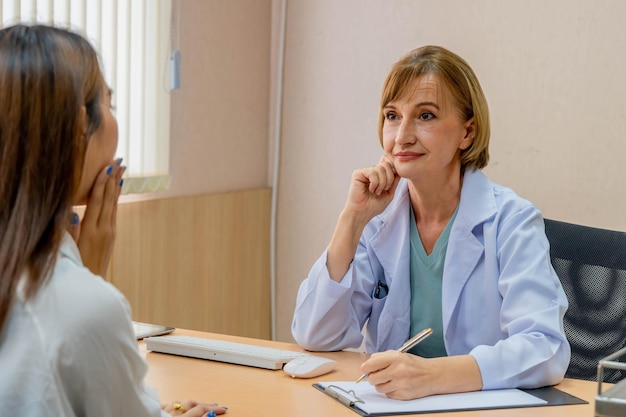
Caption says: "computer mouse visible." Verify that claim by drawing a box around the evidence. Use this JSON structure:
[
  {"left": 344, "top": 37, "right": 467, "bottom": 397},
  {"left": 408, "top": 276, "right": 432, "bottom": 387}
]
[{"left": 283, "top": 356, "right": 337, "bottom": 379}]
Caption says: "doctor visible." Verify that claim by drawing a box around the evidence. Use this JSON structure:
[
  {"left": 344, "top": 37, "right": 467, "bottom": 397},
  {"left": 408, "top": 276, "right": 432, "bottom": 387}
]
[{"left": 291, "top": 45, "right": 570, "bottom": 400}]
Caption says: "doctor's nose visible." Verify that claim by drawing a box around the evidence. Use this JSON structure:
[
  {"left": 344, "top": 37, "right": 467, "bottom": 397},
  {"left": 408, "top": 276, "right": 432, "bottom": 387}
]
[{"left": 395, "top": 119, "right": 418, "bottom": 145}]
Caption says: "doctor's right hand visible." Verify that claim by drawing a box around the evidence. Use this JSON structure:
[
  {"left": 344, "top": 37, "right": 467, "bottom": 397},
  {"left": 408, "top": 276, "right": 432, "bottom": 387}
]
[
  {"left": 344, "top": 156, "right": 400, "bottom": 222},
  {"left": 326, "top": 156, "right": 400, "bottom": 281}
]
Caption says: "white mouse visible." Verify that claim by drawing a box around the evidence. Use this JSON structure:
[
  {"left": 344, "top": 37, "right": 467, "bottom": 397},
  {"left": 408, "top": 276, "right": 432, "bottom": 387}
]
[{"left": 283, "top": 356, "right": 337, "bottom": 378}]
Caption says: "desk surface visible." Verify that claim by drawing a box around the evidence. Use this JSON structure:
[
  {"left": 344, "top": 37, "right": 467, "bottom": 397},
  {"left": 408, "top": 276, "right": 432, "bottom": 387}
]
[{"left": 141, "top": 329, "right": 598, "bottom": 416}]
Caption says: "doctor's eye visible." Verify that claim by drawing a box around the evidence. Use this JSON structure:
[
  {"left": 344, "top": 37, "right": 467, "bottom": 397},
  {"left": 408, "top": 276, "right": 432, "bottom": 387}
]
[
  {"left": 385, "top": 111, "right": 400, "bottom": 121},
  {"left": 419, "top": 112, "right": 435, "bottom": 121}
]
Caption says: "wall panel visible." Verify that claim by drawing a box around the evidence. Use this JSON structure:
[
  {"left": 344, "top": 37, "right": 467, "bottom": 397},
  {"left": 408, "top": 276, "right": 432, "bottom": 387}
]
[{"left": 110, "top": 188, "right": 271, "bottom": 339}]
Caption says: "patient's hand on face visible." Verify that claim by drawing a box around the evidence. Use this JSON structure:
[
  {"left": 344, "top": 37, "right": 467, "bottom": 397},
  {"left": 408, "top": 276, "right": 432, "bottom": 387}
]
[{"left": 68, "top": 159, "right": 125, "bottom": 277}]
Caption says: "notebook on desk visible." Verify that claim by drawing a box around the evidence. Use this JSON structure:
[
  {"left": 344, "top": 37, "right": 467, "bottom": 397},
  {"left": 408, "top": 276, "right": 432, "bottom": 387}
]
[
  {"left": 133, "top": 322, "right": 175, "bottom": 340},
  {"left": 314, "top": 381, "right": 587, "bottom": 416}
]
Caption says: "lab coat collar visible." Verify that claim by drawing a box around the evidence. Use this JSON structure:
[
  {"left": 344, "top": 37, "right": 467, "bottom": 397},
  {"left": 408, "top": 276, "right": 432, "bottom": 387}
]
[
  {"left": 442, "top": 168, "right": 497, "bottom": 331},
  {"left": 368, "top": 180, "right": 412, "bottom": 350},
  {"left": 457, "top": 168, "right": 497, "bottom": 228}
]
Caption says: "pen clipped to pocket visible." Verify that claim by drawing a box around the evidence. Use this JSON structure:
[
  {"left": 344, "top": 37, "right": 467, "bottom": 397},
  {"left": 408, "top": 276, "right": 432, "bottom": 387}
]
[{"left": 373, "top": 280, "right": 388, "bottom": 299}]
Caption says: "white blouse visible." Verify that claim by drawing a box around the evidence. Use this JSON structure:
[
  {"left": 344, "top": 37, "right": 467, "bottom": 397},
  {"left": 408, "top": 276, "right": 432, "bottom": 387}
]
[{"left": 0, "top": 233, "right": 167, "bottom": 417}]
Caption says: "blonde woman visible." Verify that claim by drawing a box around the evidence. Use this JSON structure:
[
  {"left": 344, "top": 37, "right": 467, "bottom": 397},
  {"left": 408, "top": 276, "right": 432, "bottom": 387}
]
[{"left": 292, "top": 45, "right": 570, "bottom": 400}]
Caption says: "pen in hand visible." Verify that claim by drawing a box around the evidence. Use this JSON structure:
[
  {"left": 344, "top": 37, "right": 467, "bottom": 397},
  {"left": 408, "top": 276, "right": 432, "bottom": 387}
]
[{"left": 356, "top": 327, "right": 433, "bottom": 383}]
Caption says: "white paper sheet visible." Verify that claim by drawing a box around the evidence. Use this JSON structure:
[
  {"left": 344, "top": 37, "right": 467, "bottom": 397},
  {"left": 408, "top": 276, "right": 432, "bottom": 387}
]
[{"left": 317, "top": 381, "right": 547, "bottom": 415}]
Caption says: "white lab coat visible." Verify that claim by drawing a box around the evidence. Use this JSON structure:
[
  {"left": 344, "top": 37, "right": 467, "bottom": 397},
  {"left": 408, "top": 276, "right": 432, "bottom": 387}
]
[
  {"left": 292, "top": 169, "right": 570, "bottom": 390},
  {"left": 0, "top": 233, "right": 167, "bottom": 417}
]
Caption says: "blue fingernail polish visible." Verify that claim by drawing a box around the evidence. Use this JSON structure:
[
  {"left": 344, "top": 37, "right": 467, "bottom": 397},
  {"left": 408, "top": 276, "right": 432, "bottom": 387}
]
[
  {"left": 71, "top": 212, "right": 79, "bottom": 226},
  {"left": 119, "top": 179, "right": 124, "bottom": 187},
  {"left": 106, "top": 165, "right": 113, "bottom": 175},
  {"left": 116, "top": 158, "right": 123, "bottom": 166},
  {"left": 206, "top": 411, "right": 216, "bottom": 417}
]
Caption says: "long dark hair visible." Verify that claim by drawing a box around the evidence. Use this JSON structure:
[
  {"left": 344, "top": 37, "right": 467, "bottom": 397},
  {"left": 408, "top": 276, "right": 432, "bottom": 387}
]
[{"left": 0, "top": 25, "right": 104, "bottom": 330}]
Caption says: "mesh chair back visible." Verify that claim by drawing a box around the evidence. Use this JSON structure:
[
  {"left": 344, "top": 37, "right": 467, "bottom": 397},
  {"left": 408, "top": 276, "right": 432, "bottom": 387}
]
[{"left": 544, "top": 218, "right": 626, "bottom": 382}]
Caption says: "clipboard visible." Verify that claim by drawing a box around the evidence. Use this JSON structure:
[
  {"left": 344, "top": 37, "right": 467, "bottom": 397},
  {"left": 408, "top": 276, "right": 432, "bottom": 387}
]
[{"left": 313, "top": 381, "right": 587, "bottom": 416}]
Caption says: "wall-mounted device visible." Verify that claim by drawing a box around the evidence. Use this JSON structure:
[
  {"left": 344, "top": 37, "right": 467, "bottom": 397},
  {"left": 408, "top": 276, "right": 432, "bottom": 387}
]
[{"left": 170, "top": 50, "right": 180, "bottom": 90}]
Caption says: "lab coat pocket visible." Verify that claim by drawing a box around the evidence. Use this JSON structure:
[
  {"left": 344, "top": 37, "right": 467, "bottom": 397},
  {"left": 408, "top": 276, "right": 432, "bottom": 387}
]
[
  {"left": 370, "top": 281, "right": 388, "bottom": 320},
  {"left": 368, "top": 294, "right": 387, "bottom": 341}
]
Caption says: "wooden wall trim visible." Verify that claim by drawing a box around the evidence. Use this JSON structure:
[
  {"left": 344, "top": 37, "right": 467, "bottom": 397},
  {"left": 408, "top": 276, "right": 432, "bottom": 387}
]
[{"left": 110, "top": 188, "right": 271, "bottom": 339}]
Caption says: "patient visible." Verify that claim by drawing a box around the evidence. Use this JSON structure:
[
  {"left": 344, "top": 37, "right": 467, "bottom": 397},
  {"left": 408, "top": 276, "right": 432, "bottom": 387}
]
[{"left": 0, "top": 24, "right": 226, "bottom": 416}]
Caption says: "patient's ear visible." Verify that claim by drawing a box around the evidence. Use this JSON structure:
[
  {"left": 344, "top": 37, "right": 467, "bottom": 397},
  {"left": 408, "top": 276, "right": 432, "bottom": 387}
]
[
  {"left": 72, "top": 106, "right": 89, "bottom": 206},
  {"left": 79, "top": 106, "right": 87, "bottom": 137}
]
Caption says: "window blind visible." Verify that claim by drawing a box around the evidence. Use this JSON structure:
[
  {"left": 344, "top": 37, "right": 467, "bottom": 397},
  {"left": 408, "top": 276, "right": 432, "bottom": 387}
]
[{"left": 0, "top": 0, "right": 173, "bottom": 194}]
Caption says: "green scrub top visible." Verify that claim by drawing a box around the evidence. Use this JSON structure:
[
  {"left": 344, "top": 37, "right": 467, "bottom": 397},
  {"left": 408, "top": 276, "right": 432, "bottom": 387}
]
[{"left": 408, "top": 204, "right": 458, "bottom": 358}]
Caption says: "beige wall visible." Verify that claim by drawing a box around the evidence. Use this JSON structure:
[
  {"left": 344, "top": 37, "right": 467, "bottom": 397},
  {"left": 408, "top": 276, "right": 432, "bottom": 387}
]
[
  {"left": 124, "top": 1, "right": 626, "bottom": 342},
  {"left": 130, "top": 0, "right": 272, "bottom": 202},
  {"left": 275, "top": 0, "right": 626, "bottom": 341}
]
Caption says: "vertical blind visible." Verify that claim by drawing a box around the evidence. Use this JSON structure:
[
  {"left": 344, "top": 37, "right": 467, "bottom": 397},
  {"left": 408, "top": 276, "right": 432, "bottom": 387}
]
[{"left": 0, "top": 0, "right": 172, "bottom": 194}]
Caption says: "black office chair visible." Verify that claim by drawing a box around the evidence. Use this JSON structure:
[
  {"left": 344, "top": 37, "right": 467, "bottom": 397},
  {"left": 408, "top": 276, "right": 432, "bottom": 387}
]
[{"left": 544, "top": 218, "right": 626, "bottom": 383}]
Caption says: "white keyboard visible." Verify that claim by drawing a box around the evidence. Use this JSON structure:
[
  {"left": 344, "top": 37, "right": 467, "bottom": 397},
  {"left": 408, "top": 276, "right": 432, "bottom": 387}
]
[{"left": 144, "top": 335, "right": 312, "bottom": 370}]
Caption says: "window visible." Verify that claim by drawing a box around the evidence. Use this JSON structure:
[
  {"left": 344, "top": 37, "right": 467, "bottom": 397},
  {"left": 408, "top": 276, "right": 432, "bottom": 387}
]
[{"left": 0, "top": 0, "right": 173, "bottom": 194}]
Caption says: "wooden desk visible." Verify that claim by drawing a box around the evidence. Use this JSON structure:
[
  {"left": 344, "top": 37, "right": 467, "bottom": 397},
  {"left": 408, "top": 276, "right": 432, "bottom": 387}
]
[{"left": 141, "top": 329, "right": 597, "bottom": 416}]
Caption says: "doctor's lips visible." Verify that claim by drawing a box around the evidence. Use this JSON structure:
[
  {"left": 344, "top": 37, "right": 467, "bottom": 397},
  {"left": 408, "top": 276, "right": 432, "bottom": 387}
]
[{"left": 394, "top": 151, "right": 422, "bottom": 161}]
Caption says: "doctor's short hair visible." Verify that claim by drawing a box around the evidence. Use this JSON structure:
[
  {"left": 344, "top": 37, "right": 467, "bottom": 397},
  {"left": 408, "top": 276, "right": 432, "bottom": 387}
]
[{"left": 377, "top": 45, "right": 490, "bottom": 171}]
